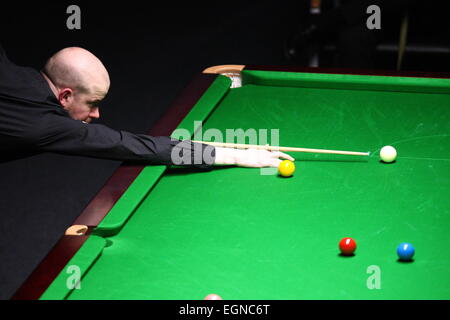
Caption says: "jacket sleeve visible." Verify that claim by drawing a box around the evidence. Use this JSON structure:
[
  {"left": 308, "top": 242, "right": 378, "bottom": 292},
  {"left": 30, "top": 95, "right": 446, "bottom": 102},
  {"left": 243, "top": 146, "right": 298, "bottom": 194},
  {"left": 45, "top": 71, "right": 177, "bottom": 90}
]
[{"left": 32, "top": 113, "right": 215, "bottom": 168}]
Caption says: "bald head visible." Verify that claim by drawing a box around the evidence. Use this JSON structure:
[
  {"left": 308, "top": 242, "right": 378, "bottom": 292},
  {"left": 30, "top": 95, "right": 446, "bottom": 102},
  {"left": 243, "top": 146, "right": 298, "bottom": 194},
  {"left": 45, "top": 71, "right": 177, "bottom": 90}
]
[
  {"left": 43, "top": 47, "right": 110, "bottom": 96},
  {"left": 42, "top": 47, "right": 110, "bottom": 122}
]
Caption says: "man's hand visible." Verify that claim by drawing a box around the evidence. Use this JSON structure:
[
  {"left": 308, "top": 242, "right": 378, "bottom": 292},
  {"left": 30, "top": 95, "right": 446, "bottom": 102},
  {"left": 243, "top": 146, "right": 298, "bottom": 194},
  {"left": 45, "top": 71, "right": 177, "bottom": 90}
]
[{"left": 214, "top": 146, "right": 295, "bottom": 168}]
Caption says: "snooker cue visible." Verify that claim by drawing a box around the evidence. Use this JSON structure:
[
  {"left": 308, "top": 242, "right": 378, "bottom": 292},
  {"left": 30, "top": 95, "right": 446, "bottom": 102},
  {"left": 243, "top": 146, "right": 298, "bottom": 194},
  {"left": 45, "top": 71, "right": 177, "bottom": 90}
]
[{"left": 192, "top": 141, "right": 370, "bottom": 156}]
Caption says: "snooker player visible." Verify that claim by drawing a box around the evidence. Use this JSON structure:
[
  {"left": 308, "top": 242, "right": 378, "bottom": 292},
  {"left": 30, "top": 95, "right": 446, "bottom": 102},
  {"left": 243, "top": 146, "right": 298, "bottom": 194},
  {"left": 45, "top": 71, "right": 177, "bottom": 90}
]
[{"left": 0, "top": 45, "right": 294, "bottom": 168}]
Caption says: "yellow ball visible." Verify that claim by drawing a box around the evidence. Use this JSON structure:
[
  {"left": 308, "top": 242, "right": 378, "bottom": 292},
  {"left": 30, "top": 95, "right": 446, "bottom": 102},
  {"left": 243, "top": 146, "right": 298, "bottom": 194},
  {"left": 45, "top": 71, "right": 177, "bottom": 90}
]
[{"left": 278, "top": 160, "right": 295, "bottom": 177}]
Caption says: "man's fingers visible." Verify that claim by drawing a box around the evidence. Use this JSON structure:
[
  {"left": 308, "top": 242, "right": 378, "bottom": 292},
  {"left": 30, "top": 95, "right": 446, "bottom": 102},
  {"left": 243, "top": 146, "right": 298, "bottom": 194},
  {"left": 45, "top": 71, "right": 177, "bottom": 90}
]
[
  {"left": 272, "top": 151, "right": 295, "bottom": 162},
  {"left": 237, "top": 148, "right": 295, "bottom": 168},
  {"left": 280, "top": 152, "right": 295, "bottom": 161},
  {"left": 263, "top": 158, "right": 281, "bottom": 168}
]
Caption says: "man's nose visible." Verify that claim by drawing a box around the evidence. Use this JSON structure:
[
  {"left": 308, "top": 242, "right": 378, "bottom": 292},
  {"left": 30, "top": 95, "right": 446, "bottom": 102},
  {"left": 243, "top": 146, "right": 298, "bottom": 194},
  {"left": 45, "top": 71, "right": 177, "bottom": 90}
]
[{"left": 90, "top": 107, "right": 100, "bottom": 119}]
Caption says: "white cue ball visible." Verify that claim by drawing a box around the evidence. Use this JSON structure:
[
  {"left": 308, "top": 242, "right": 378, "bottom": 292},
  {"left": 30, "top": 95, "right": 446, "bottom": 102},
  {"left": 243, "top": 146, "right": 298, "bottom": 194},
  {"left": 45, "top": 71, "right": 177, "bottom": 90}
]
[{"left": 380, "top": 146, "right": 397, "bottom": 163}]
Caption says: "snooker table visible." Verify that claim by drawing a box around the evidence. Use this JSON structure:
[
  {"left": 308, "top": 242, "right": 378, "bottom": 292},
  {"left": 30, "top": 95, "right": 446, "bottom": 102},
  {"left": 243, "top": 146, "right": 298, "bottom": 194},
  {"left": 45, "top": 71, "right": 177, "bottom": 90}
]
[{"left": 13, "top": 65, "right": 450, "bottom": 300}]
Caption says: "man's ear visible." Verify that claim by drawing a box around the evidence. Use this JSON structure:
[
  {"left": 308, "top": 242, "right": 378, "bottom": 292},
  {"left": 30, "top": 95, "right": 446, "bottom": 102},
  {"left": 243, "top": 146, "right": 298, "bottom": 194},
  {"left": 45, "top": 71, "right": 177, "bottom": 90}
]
[{"left": 58, "top": 88, "right": 73, "bottom": 107}]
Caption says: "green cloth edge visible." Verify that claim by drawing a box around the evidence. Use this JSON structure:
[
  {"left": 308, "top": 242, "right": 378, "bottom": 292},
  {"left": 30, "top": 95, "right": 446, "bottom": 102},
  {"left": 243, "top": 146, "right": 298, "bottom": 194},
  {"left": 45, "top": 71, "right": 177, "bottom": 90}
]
[
  {"left": 242, "top": 70, "right": 450, "bottom": 93},
  {"left": 40, "top": 235, "right": 106, "bottom": 300}
]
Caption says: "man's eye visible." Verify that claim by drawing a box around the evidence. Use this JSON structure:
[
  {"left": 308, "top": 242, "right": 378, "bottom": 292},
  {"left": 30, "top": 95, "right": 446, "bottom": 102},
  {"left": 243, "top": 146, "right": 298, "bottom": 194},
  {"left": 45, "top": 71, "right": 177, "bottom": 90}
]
[{"left": 89, "top": 101, "right": 100, "bottom": 108}]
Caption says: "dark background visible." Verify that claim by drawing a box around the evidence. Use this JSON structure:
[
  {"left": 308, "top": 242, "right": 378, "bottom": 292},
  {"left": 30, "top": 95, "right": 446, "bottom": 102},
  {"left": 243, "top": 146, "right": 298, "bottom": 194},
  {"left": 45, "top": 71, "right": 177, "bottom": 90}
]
[{"left": 1, "top": 1, "right": 449, "bottom": 299}]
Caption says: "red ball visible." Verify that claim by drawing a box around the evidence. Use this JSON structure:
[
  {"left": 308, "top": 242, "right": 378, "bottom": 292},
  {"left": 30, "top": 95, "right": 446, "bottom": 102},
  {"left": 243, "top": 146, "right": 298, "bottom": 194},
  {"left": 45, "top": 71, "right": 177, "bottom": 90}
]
[{"left": 339, "top": 237, "right": 356, "bottom": 255}]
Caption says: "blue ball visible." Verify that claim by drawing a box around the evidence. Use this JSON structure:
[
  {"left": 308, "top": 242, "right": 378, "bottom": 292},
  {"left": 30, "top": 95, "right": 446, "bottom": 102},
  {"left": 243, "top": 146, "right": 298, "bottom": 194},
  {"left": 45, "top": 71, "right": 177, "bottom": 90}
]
[{"left": 397, "top": 243, "right": 415, "bottom": 261}]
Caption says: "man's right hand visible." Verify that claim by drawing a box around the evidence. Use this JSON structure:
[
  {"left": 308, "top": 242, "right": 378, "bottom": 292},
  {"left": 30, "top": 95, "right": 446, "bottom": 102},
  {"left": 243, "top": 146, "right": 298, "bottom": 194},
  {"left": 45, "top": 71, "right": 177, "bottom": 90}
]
[{"left": 214, "top": 146, "right": 295, "bottom": 168}]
